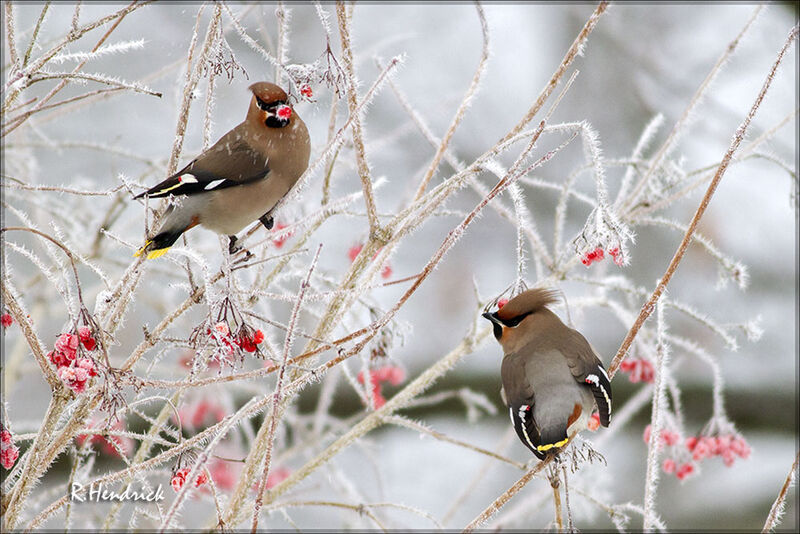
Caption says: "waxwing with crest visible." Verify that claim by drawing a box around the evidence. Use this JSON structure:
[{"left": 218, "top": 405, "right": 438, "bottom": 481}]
[
  {"left": 134, "top": 82, "right": 311, "bottom": 259},
  {"left": 482, "top": 288, "right": 612, "bottom": 460}
]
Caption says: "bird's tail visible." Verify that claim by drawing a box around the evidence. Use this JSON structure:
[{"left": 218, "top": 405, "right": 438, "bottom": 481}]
[{"left": 134, "top": 229, "right": 183, "bottom": 260}]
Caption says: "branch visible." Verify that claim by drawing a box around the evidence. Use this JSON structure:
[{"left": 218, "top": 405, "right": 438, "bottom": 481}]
[
  {"left": 336, "top": 2, "right": 380, "bottom": 236},
  {"left": 762, "top": 450, "right": 800, "bottom": 533},
  {"left": 607, "top": 24, "right": 798, "bottom": 378}
]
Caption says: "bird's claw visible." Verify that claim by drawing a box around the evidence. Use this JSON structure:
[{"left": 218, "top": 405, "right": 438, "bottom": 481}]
[{"left": 232, "top": 250, "right": 254, "bottom": 265}]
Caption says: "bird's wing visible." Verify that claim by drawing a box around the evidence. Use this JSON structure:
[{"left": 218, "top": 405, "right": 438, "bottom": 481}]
[
  {"left": 563, "top": 329, "right": 612, "bottom": 427},
  {"left": 135, "top": 132, "right": 270, "bottom": 199},
  {"left": 501, "top": 357, "right": 545, "bottom": 460}
]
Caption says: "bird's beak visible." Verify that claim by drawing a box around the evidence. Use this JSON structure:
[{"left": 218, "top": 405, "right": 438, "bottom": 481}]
[{"left": 482, "top": 312, "right": 502, "bottom": 326}]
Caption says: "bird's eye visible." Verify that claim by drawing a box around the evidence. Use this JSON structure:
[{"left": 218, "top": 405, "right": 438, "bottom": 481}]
[
  {"left": 503, "top": 313, "right": 530, "bottom": 328},
  {"left": 256, "top": 98, "right": 269, "bottom": 111}
]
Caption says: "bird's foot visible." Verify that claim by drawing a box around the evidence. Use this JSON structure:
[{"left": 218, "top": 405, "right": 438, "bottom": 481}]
[
  {"left": 227, "top": 235, "right": 254, "bottom": 264},
  {"left": 232, "top": 250, "right": 254, "bottom": 265},
  {"left": 228, "top": 235, "right": 240, "bottom": 255},
  {"left": 259, "top": 214, "right": 274, "bottom": 230}
]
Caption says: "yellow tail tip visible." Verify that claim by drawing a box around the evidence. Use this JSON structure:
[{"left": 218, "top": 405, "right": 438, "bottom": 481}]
[
  {"left": 134, "top": 241, "right": 170, "bottom": 259},
  {"left": 133, "top": 241, "right": 151, "bottom": 258},
  {"left": 146, "top": 248, "right": 170, "bottom": 259},
  {"left": 537, "top": 437, "right": 570, "bottom": 453}
]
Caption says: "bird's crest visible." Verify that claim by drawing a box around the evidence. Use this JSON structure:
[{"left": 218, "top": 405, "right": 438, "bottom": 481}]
[{"left": 496, "top": 288, "right": 560, "bottom": 321}]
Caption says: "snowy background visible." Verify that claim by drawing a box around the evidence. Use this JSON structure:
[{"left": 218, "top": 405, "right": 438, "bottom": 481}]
[{"left": 2, "top": 2, "right": 797, "bottom": 531}]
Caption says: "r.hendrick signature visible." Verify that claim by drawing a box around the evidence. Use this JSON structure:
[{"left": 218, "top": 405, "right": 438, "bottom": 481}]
[{"left": 70, "top": 482, "right": 165, "bottom": 503}]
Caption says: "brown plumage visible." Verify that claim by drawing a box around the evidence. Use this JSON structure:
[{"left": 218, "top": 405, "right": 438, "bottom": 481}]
[
  {"left": 134, "top": 82, "right": 311, "bottom": 259},
  {"left": 483, "top": 288, "right": 612, "bottom": 460}
]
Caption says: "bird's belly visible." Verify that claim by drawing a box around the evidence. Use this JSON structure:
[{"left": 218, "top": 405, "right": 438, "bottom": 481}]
[
  {"left": 526, "top": 350, "right": 595, "bottom": 434},
  {"left": 200, "top": 180, "right": 289, "bottom": 235}
]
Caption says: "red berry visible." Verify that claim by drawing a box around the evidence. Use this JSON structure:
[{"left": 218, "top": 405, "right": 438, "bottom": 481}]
[
  {"left": 348, "top": 244, "right": 363, "bottom": 262},
  {"left": 81, "top": 336, "right": 96, "bottom": 351},
  {"left": 77, "top": 357, "right": 98, "bottom": 377},
  {"left": 1, "top": 443, "right": 19, "bottom": 470},
  {"left": 662, "top": 458, "right": 676, "bottom": 474},
  {"left": 685, "top": 436, "right": 698, "bottom": 452},
  {"left": 497, "top": 298, "right": 509, "bottom": 309},
  {"left": 371, "top": 388, "right": 387, "bottom": 409},
  {"left": 384, "top": 366, "right": 406, "bottom": 386},
  {"left": 253, "top": 330, "right": 264, "bottom": 344},
  {"left": 662, "top": 430, "right": 679, "bottom": 447},
  {"left": 722, "top": 450, "right": 736, "bottom": 467},
  {"left": 276, "top": 105, "right": 292, "bottom": 120},
  {"left": 381, "top": 264, "right": 393, "bottom": 279},
  {"left": 676, "top": 462, "right": 695, "bottom": 481},
  {"left": 300, "top": 84, "right": 313, "bottom": 98},
  {"left": 171, "top": 468, "right": 189, "bottom": 492},
  {"left": 1, "top": 313, "right": 13, "bottom": 328},
  {"left": 587, "top": 413, "right": 600, "bottom": 431}
]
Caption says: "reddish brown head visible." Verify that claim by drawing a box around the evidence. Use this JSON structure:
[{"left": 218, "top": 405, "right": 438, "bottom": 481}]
[{"left": 482, "top": 288, "right": 561, "bottom": 341}]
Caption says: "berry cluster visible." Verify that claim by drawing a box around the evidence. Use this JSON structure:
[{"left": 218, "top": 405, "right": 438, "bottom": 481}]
[
  {"left": 581, "top": 246, "right": 624, "bottom": 267},
  {"left": 619, "top": 357, "right": 655, "bottom": 383},
  {"left": 300, "top": 84, "right": 313, "bottom": 98},
  {"left": 170, "top": 467, "right": 209, "bottom": 492},
  {"left": 48, "top": 328, "right": 98, "bottom": 393},
  {"left": 357, "top": 366, "right": 406, "bottom": 409},
  {"left": 1, "top": 425, "right": 19, "bottom": 470},
  {"left": 208, "top": 321, "right": 265, "bottom": 356},
  {"left": 643, "top": 424, "right": 751, "bottom": 481},
  {"left": 686, "top": 433, "right": 751, "bottom": 467},
  {"left": 1, "top": 312, "right": 13, "bottom": 329},
  {"left": 347, "top": 243, "right": 393, "bottom": 279}
]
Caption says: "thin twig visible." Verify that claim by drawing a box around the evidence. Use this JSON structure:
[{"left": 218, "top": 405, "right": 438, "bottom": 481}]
[{"left": 762, "top": 450, "right": 800, "bottom": 533}]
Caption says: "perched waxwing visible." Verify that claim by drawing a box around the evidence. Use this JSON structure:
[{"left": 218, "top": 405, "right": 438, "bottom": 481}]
[
  {"left": 482, "top": 288, "right": 611, "bottom": 460},
  {"left": 134, "top": 82, "right": 311, "bottom": 259}
]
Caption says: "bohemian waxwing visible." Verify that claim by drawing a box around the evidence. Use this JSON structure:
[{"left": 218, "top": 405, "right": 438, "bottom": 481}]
[
  {"left": 482, "top": 288, "right": 611, "bottom": 460},
  {"left": 134, "top": 82, "right": 311, "bottom": 259}
]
